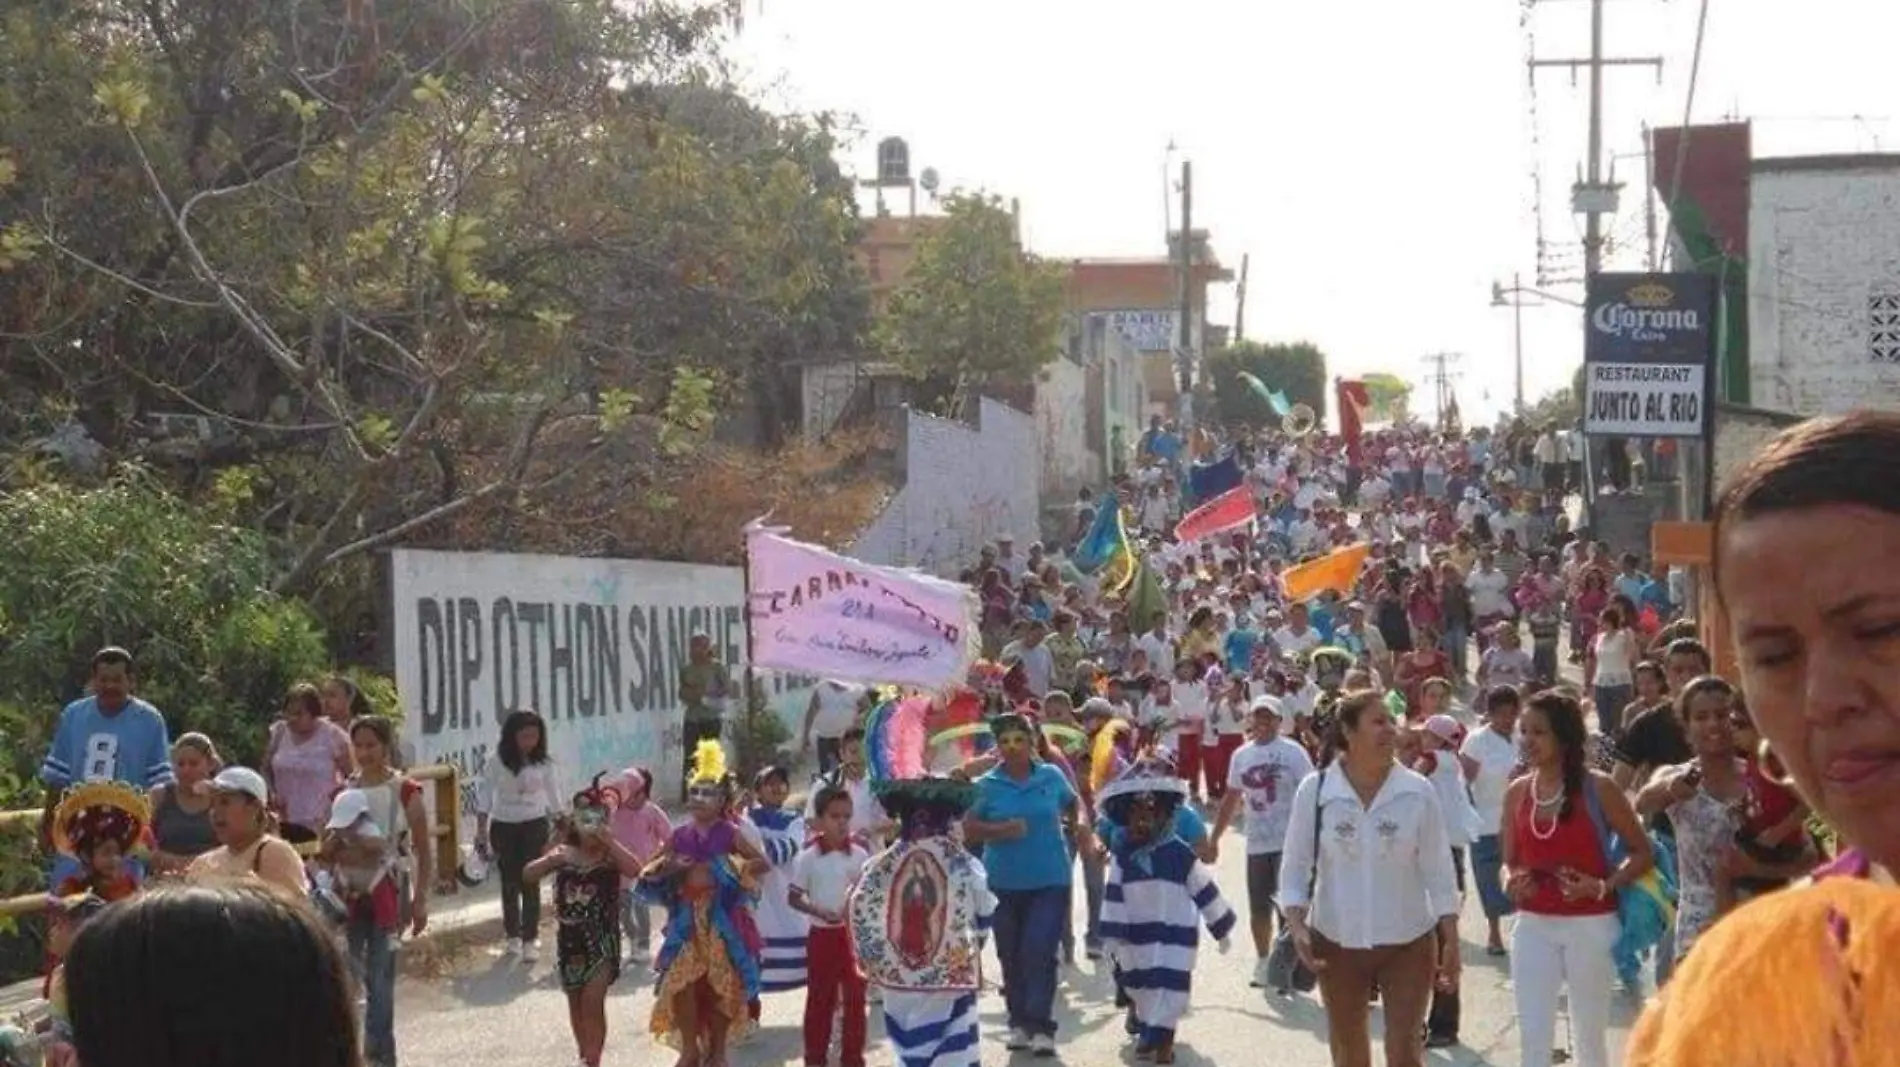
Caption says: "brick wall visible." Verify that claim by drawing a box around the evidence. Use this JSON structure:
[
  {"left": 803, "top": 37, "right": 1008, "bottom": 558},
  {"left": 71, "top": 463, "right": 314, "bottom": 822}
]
[
  {"left": 848, "top": 397, "right": 1040, "bottom": 577},
  {"left": 1749, "top": 161, "right": 1900, "bottom": 414}
]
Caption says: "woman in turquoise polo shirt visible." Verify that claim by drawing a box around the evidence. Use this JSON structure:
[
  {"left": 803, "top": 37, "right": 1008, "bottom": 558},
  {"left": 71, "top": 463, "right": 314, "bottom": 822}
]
[{"left": 965, "top": 712, "right": 1094, "bottom": 1057}]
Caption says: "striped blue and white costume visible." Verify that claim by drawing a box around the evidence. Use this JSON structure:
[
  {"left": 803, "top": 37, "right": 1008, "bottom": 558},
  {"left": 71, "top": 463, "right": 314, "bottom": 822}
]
[
  {"left": 1099, "top": 835, "right": 1237, "bottom": 1045},
  {"left": 748, "top": 804, "right": 809, "bottom": 993}
]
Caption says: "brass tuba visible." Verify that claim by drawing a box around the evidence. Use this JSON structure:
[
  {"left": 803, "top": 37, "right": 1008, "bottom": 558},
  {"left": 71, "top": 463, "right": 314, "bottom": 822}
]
[{"left": 1282, "top": 402, "right": 1317, "bottom": 438}]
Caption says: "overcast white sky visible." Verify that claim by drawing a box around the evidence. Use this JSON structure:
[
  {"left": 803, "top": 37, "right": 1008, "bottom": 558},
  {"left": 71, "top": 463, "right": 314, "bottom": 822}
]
[{"left": 730, "top": 0, "right": 1900, "bottom": 424}]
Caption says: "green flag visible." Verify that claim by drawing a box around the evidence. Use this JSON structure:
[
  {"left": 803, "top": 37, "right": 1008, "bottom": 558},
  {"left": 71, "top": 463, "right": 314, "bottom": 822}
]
[{"left": 1124, "top": 556, "right": 1167, "bottom": 634}]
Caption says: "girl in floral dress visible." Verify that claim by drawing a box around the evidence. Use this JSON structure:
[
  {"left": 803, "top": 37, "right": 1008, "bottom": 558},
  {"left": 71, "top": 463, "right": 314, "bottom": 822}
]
[{"left": 526, "top": 775, "right": 645, "bottom": 1067}]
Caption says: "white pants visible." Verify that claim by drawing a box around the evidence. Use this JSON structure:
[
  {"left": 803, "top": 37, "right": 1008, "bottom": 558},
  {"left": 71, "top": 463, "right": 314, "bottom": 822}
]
[{"left": 1511, "top": 911, "right": 1619, "bottom": 1067}]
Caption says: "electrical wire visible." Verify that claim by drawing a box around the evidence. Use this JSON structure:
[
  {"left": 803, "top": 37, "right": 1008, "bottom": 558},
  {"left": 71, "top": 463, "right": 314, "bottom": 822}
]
[{"left": 1664, "top": 0, "right": 1713, "bottom": 219}]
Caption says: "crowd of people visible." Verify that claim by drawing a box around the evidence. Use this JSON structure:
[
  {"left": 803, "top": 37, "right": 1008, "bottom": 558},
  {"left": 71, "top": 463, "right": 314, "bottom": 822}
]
[{"left": 15, "top": 409, "right": 1896, "bottom": 1067}]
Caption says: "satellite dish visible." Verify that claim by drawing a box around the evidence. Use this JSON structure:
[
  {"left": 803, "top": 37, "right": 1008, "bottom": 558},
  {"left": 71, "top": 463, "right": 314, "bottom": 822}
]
[{"left": 919, "top": 167, "right": 941, "bottom": 195}]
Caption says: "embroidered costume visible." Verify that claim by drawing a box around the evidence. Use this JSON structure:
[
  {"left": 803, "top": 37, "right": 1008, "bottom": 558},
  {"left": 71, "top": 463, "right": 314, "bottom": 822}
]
[
  {"left": 850, "top": 695, "right": 997, "bottom": 1067},
  {"left": 1096, "top": 752, "right": 1237, "bottom": 1064},
  {"left": 747, "top": 802, "right": 809, "bottom": 994},
  {"left": 639, "top": 742, "right": 761, "bottom": 1049}
]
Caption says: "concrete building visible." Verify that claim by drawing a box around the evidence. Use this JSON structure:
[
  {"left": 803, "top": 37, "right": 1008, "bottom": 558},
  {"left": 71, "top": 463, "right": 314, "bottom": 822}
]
[
  {"left": 1748, "top": 154, "right": 1900, "bottom": 414},
  {"left": 1063, "top": 241, "right": 1235, "bottom": 415}
]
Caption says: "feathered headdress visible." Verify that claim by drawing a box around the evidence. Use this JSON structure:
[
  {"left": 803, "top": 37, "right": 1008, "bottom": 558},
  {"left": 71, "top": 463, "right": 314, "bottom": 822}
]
[
  {"left": 51, "top": 781, "right": 149, "bottom": 858},
  {"left": 1089, "top": 719, "right": 1133, "bottom": 796},
  {"left": 687, "top": 739, "right": 727, "bottom": 787}
]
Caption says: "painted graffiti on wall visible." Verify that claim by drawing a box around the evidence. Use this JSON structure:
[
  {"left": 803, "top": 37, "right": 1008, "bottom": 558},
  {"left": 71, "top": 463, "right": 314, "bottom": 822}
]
[{"left": 391, "top": 549, "right": 815, "bottom": 792}]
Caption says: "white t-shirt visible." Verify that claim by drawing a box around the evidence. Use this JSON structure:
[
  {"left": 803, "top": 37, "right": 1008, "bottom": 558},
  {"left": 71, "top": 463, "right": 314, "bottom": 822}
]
[
  {"left": 1226, "top": 738, "right": 1316, "bottom": 855},
  {"left": 1278, "top": 681, "right": 1320, "bottom": 736},
  {"left": 1459, "top": 727, "right": 1520, "bottom": 838},
  {"left": 1422, "top": 750, "right": 1480, "bottom": 847},
  {"left": 1466, "top": 567, "right": 1514, "bottom": 618},
  {"left": 1135, "top": 632, "right": 1175, "bottom": 677},
  {"left": 809, "top": 682, "right": 864, "bottom": 739},
  {"left": 1594, "top": 629, "right": 1639, "bottom": 687},
  {"left": 1273, "top": 626, "right": 1322, "bottom": 660},
  {"left": 1169, "top": 685, "right": 1209, "bottom": 741},
  {"left": 789, "top": 842, "right": 871, "bottom": 926},
  {"left": 1203, "top": 696, "right": 1249, "bottom": 744}
]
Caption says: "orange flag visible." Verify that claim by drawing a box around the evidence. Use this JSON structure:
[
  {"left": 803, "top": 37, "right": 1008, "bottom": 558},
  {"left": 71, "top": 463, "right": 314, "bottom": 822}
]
[{"left": 1281, "top": 543, "right": 1372, "bottom": 603}]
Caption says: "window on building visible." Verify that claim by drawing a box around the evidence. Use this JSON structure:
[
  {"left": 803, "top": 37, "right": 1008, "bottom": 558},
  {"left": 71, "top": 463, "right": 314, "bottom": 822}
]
[{"left": 1870, "top": 290, "right": 1900, "bottom": 363}]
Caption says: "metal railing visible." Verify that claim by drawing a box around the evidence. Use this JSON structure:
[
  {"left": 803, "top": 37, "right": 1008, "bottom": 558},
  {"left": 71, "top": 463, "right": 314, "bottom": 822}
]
[{"left": 0, "top": 764, "right": 463, "bottom": 921}]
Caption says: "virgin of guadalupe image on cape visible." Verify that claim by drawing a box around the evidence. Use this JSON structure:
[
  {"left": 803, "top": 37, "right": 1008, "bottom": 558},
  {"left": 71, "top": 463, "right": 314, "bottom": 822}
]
[
  {"left": 847, "top": 694, "right": 997, "bottom": 1067},
  {"left": 892, "top": 850, "right": 947, "bottom": 968}
]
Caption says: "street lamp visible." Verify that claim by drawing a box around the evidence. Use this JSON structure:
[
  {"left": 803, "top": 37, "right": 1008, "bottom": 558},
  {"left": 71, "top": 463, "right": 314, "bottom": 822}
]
[{"left": 1491, "top": 275, "right": 1585, "bottom": 416}]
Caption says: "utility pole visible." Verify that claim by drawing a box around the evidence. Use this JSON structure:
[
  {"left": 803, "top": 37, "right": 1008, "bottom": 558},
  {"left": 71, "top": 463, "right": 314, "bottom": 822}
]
[
  {"left": 1511, "top": 272, "right": 1526, "bottom": 414},
  {"left": 1233, "top": 252, "right": 1250, "bottom": 344},
  {"left": 1419, "top": 352, "right": 1465, "bottom": 430},
  {"left": 1175, "top": 160, "right": 1195, "bottom": 435},
  {"left": 1529, "top": 0, "right": 1663, "bottom": 278}
]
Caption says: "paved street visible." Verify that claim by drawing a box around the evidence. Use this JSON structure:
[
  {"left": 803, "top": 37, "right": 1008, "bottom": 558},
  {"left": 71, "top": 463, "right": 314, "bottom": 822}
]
[{"left": 396, "top": 830, "right": 1641, "bottom": 1067}]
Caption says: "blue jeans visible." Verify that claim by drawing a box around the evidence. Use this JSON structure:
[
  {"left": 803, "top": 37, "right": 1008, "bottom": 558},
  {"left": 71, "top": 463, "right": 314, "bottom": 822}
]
[
  {"left": 1441, "top": 622, "right": 1469, "bottom": 679},
  {"left": 1594, "top": 684, "right": 1634, "bottom": 736},
  {"left": 348, "top": 912, "right": 399, "bottom": 1066},
  {"left": 993, "top": 887, "right": 1068, "bottom": 1037},
  {"left": 1080, "top": 851, "right": 1106, "bottom": 949},
  {"left": 1470, "top": 834, "right": 1514, "bottom": 920}
]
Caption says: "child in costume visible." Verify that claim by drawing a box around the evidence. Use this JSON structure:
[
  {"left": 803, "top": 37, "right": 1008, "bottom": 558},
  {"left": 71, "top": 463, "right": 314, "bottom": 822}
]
[
  {"left": 48, "top": 781, "right": 148, "bottom": 903},
  {"left": 848, "top": 695, "right": 997, "bottom": 1067},
  {"left": 638, "top": 741, "right": 767, "bottom": 1067},
  {"left": 524, "top": 773, "right": 645, "bottom": 1067},
  {"left": 1097, "top": 754, "right": 1237, "bottom": 1065},
  {"left": 745, "top": 765, "right": 809, "bottom": 997},
  {"left": 43, "top": 782, "right": 147, "bottom": 1001}
]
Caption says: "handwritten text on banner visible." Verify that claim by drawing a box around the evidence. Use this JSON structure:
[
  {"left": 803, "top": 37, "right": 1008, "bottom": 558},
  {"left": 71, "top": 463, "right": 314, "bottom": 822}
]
[{"left": 745, "top": 523, "right": 978, "bottom": 689}]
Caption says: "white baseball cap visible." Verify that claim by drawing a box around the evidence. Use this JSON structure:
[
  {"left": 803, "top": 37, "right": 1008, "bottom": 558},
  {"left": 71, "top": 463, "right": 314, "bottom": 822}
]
[
  {"left": 211, "top": 766, "right": 269, "bottom": 805},
  {"left": 326, "top": 788, "right": 372, "bottom": 830}
]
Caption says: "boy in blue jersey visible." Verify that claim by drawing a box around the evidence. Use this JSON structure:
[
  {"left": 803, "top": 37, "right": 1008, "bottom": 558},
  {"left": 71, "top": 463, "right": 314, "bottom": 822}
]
[{"left": 39, "top": 647, "right": 173, "bottom": 883}]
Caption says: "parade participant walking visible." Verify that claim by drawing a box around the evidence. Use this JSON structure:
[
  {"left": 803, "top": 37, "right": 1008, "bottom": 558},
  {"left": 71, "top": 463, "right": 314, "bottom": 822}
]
[
  {"left": 264, "top": 684, "right": 353, "bottom": 844},
  {"left": 1460, "top": 687, "right": 1522, "bottom": 955},
  {"left": 1280, "top": 691, "right": 1462, "bottom": 1067},
  {"left": 524, "top": 777, "right": 644, "bottom": 1067},
  {"left": 147, "top": 733, "right": 220, "bottom": 875},
  {"left": 1097, "top": 755, "right": 1238, "bottom": 1064},
  {"left": 745, "top": 766, "right": 809, "bottom": 995},
  {"left": 190, "top": 767, "right": 307, "bottom": 899},
  {"left": 1210, "top": 697, "right": 1314, "bottom": 989},
  {"left": 790, "top": 786, "right": 871, "bottom": 1067},
  {"left": 478, "top": 709, "right": 564, "bottom": 962},
  {"left": 964, "top": 711, "right": 1089, "bottom": 1057},
  {"left": 39, "top": 647, "right": 173, "bottom": 882},
  {"left": 1500, "top": 691, "right": 1652, "bottom": 1067},
  {"left": 610, "top": 767, "right": 671, "bottom": 962}
]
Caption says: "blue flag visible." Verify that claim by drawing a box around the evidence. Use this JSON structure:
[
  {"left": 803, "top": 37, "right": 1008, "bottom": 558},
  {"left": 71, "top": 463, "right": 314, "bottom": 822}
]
[
  {"left": 1187, "top": 452, "right": 1243, "bottom": 505},
  {"left": 1073, "top": 498, "right": 1133, "bottom": 585}
]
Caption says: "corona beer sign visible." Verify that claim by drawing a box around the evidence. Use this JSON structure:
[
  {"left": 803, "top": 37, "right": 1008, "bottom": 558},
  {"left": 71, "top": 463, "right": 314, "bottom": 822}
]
[{"left": 1582, "top": 273, "right": 1717, "bottom": 439}]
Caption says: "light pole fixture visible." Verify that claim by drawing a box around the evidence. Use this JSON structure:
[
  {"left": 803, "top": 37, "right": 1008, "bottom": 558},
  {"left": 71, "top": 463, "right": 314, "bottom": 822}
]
[{"left": 1491, "top": 277, "right": 1585, "bottom": 416}]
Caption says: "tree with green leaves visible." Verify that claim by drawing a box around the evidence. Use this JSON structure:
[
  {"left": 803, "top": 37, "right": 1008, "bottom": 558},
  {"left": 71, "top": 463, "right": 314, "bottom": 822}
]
[
  {"left": 876, "top": 192, "right": 1067, "bottom": 416},
  {"left": 0, "top": 0, "right": 871, "bottom": 597},
  {"left": 1205, "top": 341, "right": 1329, "bottom": 429}
]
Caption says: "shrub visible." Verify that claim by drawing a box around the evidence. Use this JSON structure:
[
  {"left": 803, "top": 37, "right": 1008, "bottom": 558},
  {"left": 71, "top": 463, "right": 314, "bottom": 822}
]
[{"left": 0, "top": 467, "right": 330, "bottom": 791}]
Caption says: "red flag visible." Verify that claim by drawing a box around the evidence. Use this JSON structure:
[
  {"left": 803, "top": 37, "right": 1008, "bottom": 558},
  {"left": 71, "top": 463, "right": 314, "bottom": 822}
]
[
  {"left": 1337, "top": 378, "right": 1372, "bottom": 467},
  {"left": 1173, "top": 486, "right": 1255, "bottom": 544}
]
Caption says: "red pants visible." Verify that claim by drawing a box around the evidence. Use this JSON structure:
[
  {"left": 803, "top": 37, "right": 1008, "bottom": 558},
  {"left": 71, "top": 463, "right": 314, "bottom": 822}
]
[
  {"left": 804, "top": 924, "right": 867, "bottom": 1067},
  {"left": 1176, "top": 734, "right": 1203, "bottom": 794},
  {"left": 1203, "top": 734, "right": 1242, "bottom": 799}
]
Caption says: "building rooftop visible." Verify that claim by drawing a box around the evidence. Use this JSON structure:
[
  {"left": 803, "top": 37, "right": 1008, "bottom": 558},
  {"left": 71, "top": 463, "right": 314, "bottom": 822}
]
[{"left": 1753, "top": 153, "right": 1900, "bottom": 175}]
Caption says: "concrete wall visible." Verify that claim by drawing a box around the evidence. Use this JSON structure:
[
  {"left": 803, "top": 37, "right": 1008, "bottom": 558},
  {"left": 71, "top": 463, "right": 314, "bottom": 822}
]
[
  {"left": 849, "top": 397, "right": 1040, "bottom": 576},
  {"left": 1749, "top": 160, "right": 1900, "bottom": 414},
  {"left": 1711, "top": 402, "right": 1805, "bottom": 494},
  {"left": 1036, "top": 354, "right": 1095, "bottom": 507}
]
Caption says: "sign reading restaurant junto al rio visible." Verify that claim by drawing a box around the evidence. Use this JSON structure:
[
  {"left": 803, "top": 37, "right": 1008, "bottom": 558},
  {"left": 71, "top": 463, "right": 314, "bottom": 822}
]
[{"left": 1582, "top": 272, "right": 1718, "bottom": 439}]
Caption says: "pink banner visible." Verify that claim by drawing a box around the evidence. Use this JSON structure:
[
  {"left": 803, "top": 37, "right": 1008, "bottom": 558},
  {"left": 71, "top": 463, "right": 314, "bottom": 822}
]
[{"left": 745, "top": 523, "right": 979, "bottom": 690}]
